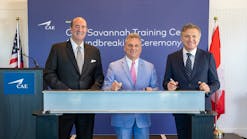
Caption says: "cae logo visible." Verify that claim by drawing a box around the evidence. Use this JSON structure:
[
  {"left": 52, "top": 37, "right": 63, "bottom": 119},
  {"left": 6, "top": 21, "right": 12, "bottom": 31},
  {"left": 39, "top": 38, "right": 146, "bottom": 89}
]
[
  {"left": 8, "top": 78, "right": 28, "bottom": 89},
  {"left": 38, "top": 20, "right": 55, "bottom": 30},
  {"left": 4, "top": 72, "right": 34, "bottom": 94}
]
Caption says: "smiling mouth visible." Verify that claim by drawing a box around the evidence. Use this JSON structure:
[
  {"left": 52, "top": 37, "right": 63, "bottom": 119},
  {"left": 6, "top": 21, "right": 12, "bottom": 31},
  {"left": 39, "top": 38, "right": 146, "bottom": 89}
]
[{"left": 76, "top": 32, "right": 84, "bottom": 35}]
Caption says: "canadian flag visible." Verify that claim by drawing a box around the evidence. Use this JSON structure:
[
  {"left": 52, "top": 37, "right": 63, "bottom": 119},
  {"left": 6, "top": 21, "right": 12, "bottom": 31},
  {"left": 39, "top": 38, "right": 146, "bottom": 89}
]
[{"left": 209, "top": 25, "right": 225, "bottom": 119}]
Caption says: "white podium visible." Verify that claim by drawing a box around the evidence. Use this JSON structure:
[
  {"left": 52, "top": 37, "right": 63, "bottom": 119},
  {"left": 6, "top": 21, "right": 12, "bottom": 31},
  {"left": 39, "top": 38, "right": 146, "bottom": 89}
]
[
  {"left": 34, "top": 90, "right": 212, "bottom": 139},
  {"left": 43, "top": 91, "right": 205, "bottom": 114}
]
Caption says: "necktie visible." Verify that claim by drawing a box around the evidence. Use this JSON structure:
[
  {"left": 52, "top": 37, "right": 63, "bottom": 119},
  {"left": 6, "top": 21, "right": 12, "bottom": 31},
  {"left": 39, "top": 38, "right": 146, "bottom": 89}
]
[
  {"left": 185, "top": 53, "right": 192, "bottom": 78},
  {"left": 130, "top": 61, "right": 137, "bottom": 84},
  {"left": 76, "top": 46, "right": 84, "bottom": 74}
]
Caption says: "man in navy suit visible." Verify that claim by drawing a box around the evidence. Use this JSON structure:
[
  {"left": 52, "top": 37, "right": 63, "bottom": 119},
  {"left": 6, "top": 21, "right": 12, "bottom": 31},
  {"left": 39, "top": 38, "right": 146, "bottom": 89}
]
[
  {"left": 163, "top": 23, "right": 220, "bottom": 139},
  {"left": 44, "top": 17, "right": 104, "bottom": 139},
  {"left": 103, "top": 33, "right": 158, "bottom": 139}
]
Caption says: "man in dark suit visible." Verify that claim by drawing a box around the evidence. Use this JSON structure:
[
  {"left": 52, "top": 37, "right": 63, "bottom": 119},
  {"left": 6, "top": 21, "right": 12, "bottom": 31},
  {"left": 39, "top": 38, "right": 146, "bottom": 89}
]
[
  {"left": 44, "top": 17, "right": 104, "bottom": 139},
  {"left": 163, "top": 23, "right": 220, "bottom": 139}
]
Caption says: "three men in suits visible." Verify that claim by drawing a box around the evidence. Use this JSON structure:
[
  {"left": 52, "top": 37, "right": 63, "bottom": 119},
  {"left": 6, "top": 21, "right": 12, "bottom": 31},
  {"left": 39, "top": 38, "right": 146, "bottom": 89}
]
[
  {"left": 44, "top": 17, "right": 104, "bottom": 139},
  {"left": 103, "top": 33, "right": 158, "bottom": 139},
  {"left": 163, "top": 23, "right": 220, "bottom": 139}
]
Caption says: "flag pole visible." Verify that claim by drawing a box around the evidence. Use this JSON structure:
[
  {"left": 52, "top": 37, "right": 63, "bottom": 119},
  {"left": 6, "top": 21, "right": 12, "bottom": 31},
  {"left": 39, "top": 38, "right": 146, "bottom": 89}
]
[
  {"left": 212, "top": 16, "right": 224, "bottom": 138},
  {"left": 213, "top": 16, "right": 218, "bottom": 130},
  {"left": 16, "top": 17, "right": 21, "bottom": 68},
  {"left": 213, "top": 16, "right": 218, "bottom": 128}
]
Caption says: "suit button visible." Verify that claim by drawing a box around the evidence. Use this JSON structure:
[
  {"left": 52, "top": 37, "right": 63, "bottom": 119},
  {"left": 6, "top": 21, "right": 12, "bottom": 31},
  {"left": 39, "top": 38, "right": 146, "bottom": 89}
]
[
  {"left": 188, "top": 84, "right": 192, "bottom": 87},
  {"left": 79, "top": 81, "right": 83, "bottom": 86}
]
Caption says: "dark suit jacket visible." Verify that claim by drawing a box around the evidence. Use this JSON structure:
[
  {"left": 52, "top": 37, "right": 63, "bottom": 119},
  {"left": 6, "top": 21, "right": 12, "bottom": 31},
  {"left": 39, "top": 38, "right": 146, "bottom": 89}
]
[
  {"left": 44, "top": 40, "right": 104, "bottom": 90},
  {"left": 163, "top": 48, "right": 220, "bottom": 110}
]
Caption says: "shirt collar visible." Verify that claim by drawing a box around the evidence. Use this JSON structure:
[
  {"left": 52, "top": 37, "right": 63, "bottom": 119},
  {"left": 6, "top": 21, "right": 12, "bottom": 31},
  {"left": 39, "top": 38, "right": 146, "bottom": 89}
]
[
  {"left": 125, "top": 56, "right": 139, "bottom": 71},
  {"left": 125, "top": 56, "right": 139, "bottom": 65},
  {"left": 70, "top": 38, "right": 84, "bottom": 51},
  {"left": 183, "top": 47, "right": 197, "bottom": 57}
]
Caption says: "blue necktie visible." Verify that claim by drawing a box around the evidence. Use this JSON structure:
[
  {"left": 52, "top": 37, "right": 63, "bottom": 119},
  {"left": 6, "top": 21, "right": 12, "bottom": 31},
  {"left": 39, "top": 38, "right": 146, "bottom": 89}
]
[{"left": 185, "top": 53, "right": 192, "bottom": 78}]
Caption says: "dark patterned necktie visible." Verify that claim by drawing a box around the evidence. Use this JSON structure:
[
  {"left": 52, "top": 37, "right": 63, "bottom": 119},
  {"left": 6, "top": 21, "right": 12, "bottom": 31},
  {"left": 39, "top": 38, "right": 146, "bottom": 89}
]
[{"left": 185, "top": 53, "right": 192, "bottom": 78}]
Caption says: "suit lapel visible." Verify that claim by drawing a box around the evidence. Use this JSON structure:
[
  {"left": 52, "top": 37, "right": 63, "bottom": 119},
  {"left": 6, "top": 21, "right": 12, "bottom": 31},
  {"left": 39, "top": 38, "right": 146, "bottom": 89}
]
[
  {"left": 121, "top": 58, "right": 133, "bottom": 85},
  {"left": 191, "top": 49, "right": 201, "bottom": 79},
  {"left": 177, "top": 50, "right": 189, "bottom": 80},
  {"left": 136, "top": 59, "right": 144, "bottom": 86},
  {"left": 66, "top": 41, "right": 80, "bottom": 74},
  {"left": 81, "top": 44, "right": 89, "bottom": 76}
]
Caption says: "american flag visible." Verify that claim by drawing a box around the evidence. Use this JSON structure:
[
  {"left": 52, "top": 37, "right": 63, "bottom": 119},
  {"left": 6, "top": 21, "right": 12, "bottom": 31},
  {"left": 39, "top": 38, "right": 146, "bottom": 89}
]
[{"left": 9, "top": 21, "right": 24, "bottom": 68}]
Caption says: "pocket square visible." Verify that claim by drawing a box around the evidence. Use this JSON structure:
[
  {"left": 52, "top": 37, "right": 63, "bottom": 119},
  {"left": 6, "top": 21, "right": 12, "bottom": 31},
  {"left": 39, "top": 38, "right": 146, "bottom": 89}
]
[{"left": 90, "top": 59, "right": 96, "bottom": 63}]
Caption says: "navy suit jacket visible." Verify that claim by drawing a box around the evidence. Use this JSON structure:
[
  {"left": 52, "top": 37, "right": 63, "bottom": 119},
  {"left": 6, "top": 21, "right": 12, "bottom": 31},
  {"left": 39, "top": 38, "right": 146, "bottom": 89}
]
[
  {"left": 103, "top": 57, "right": 158, "bottom": 128},
  {"left": 44, "top": 40, "right": 104, "bottom": 90},
  {"left": 163, "top": 48, "right": 220, "bottom": 110}
]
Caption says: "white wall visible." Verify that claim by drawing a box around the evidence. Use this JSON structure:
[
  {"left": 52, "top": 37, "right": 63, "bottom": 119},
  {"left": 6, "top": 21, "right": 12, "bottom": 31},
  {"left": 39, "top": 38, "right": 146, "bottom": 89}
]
[
  {"left": 209, "top": 0, "right": 247, "bottom": 138},
  {"left": 1, "top": 0, "right": 247, "bottom": 138},
  {"left": 0, "top": 0, "right": 28, "bottom": 67}
]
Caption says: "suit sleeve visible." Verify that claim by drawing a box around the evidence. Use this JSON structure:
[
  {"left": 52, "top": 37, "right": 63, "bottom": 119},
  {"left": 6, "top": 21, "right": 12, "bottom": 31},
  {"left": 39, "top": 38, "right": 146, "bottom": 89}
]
[
  {"left": 102, "top": 63, "right": 115, "bottom": 91},
  {"left": 43, "top": 45, "right": 70, "bottom": 90},
  {"left": 150, "top": 65, "right": 159, "bottom": 90},
  {"left": 207, "top": 53, "right": 220, "bottom": 96},
  {"left": 163, "top": 55, "right": 172, "bottom": 90}
]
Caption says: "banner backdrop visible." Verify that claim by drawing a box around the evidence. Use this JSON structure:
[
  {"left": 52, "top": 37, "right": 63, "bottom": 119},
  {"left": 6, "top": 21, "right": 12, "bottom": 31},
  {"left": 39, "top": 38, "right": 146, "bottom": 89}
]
[{"left": 28, "top": 0, "right": 209, "bottom": 134}]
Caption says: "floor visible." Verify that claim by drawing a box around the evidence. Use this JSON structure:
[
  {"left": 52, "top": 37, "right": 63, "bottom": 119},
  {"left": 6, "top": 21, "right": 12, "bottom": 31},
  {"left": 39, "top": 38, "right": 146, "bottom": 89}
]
[{"left": 90, "top": 133, "right": 244, "bottom": 139}]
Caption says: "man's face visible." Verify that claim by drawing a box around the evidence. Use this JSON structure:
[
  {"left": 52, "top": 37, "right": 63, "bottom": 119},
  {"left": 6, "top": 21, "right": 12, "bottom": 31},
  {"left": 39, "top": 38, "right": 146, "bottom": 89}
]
[
  {"left": 70, "top": 18, "right": 87, "bottom": 43},
  {"left": 181, "top": 28, "right": 201, "bottom": 51},
  {"left": 124, "top": 38, "right": 142, "bottom": 60}
]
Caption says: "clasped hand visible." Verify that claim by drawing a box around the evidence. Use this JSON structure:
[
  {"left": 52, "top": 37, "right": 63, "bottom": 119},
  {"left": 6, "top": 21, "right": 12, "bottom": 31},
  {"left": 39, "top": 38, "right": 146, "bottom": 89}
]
[{"left": 111, "top": 80, "right": 122, "bottom": 91}]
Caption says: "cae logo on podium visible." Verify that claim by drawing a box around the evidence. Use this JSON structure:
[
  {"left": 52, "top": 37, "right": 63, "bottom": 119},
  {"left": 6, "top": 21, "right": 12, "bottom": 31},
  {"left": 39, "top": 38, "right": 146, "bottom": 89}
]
[
  {"left": 8, "top": 78, "right": 28, "bottom": 89},
  {"left": 4, "top": 72, "right": 34, "bottom": 94}
]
